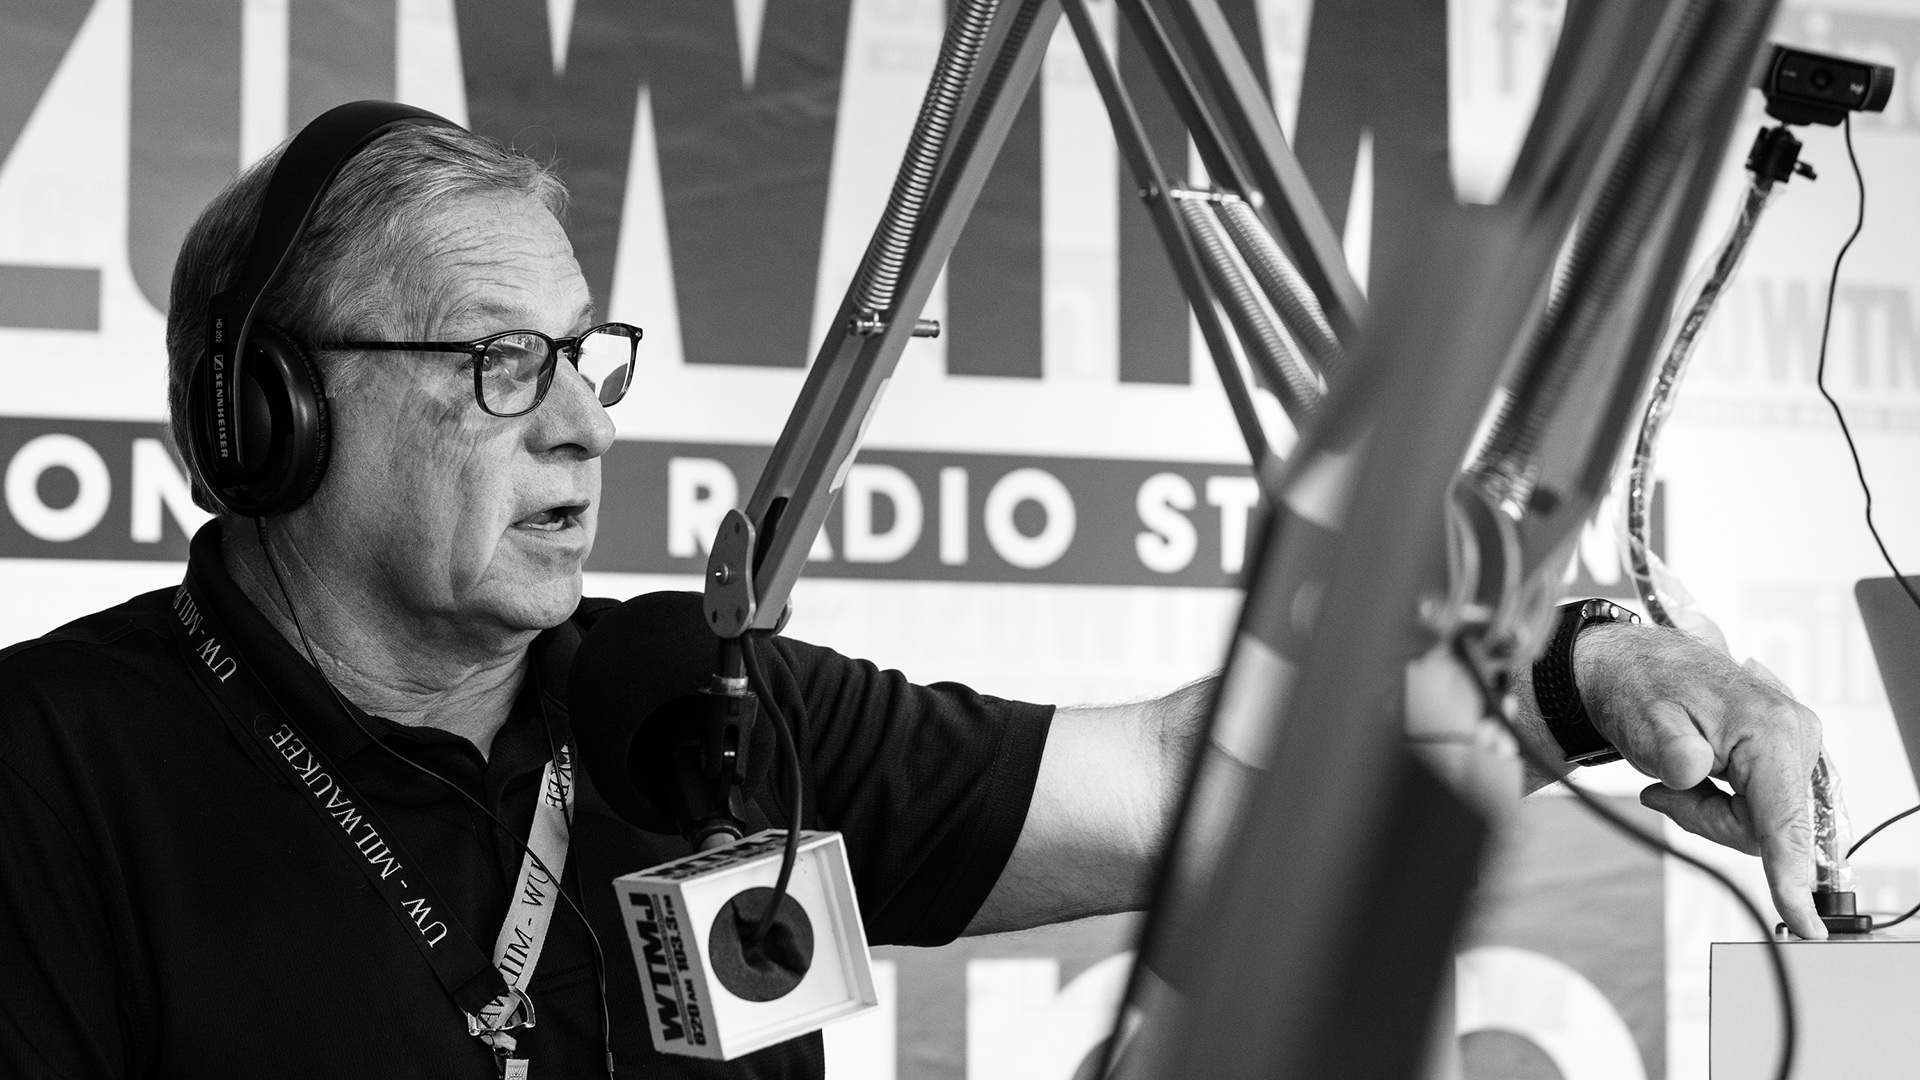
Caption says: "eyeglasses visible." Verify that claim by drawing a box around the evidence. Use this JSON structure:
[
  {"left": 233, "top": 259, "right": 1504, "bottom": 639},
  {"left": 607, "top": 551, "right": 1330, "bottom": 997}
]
[{"left": 321, "top": 322, "right": 642, "bottom": 417}]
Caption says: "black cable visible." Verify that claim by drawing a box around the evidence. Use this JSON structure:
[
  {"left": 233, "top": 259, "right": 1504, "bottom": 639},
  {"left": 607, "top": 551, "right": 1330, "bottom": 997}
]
[
  {"left": 1869, "top": 897, "right": 1920, "bottom": 931},
  {"left": 256, "top": 519, "right": 616, "bottom": 1080},
  {"left": 738, "top": 630, "right": 806, "bottom": 951},
  {"left": 1844, "top": 803, "right": 1920, "bottom": 933},
  {"left": 1456, "top": 639, "right": 1796, "bottom": 1080},
  {"left": 1809, "top": 117, "right": 1920, "bottom": 944},
  {"left": 1815, "top": 115, "right": 1920, "bottom": 620},
  {"left": 1847, "top": 802, "right": 1920, "bottom": 858}
]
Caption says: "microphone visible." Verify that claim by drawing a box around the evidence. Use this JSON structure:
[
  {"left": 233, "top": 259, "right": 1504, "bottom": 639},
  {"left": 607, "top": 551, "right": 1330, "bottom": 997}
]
[
  {"left": 569, "top": 591, "right": 772, "bottom": 841},
  {"left": 574, "top": 593, "right": 882, "bottom": 1059}
]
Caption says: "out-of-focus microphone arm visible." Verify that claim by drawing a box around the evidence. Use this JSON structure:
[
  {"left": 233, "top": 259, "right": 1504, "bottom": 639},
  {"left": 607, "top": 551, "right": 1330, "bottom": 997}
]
[
  {"left": 1104, "top": 4, "right": 1786, "bottom": 1076},
  {"left": 1450, "top": 0, "right": 1767, "bottom": 678}
]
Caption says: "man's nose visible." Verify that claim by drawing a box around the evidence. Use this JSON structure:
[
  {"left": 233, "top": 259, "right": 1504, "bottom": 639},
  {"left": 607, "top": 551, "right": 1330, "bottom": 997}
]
[{"left": 530, "top": 356, "right": 618, "bottom": 459}]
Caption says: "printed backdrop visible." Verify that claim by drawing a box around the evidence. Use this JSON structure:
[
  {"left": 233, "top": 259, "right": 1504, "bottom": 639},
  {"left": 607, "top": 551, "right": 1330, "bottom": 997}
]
[{"left": 5, "top": 0, "right": 1920, "bottom": 1077}]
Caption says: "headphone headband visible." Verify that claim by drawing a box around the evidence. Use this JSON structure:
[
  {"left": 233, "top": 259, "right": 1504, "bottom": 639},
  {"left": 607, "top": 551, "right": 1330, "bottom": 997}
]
[{"left": 203, "top": 101, "right": 459, "bottom": 479}]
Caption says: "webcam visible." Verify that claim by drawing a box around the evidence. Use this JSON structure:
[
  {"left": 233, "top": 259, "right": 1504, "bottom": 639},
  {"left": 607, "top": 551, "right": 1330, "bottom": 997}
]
[{"left": 1756, "top": 44, "right": 1896, "bottom": 126}]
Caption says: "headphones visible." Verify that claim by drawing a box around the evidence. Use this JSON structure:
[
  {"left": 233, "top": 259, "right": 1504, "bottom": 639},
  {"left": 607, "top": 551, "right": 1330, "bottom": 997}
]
[{"left": 186, "top": 100, "right": 461, "bottom": 517}]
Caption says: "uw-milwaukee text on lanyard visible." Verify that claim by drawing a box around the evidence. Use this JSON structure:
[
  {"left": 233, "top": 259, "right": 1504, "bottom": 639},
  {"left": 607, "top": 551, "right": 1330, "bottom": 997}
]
[
  {"left": 169, "top": 579, "right": 575, "bottom": 1076},
  {"left": 476, "top": 745, "right": 575, "bottom": 1065}
]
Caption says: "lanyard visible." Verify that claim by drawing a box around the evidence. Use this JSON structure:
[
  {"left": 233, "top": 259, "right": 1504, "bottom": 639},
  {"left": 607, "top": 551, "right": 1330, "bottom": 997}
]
[
  {"left": 168, "top": 578, "right": 573, "bottom": 1074},
  {"left": 471, "top": 750, "right": 575, "bottom": 1068}
]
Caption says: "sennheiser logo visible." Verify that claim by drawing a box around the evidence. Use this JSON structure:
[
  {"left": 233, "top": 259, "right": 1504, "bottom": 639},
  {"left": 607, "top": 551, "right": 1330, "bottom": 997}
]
[
  {"left": 210, "top": 355, "right": 230, "bottom": 459},
  {"left": 208, "top": 314, "right": 231, "bottom": 459}
]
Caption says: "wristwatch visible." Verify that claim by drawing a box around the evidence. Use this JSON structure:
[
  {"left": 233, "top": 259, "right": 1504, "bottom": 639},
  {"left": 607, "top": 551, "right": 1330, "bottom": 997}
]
[{"left": 1531, "top": 598, "right": 1639, "bottom": 766}]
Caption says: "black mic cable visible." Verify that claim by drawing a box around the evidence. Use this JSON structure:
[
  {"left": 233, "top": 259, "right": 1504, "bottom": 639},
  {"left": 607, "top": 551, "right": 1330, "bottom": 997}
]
[
  {"left": 1804, "top": 115, "right": 1920, "bottom": 934},
  {"left": 1816, "top": 115, "right": 1920, "bottom": 619},
  {"left": 255, "top": 518, "right": 617, "bottom": 1080},
  {"left": 1842, "top": 802, "right": 1920, "bottom": 929},
  {"left": 738, "top": 630, "right": 806, "bottom": 954}
]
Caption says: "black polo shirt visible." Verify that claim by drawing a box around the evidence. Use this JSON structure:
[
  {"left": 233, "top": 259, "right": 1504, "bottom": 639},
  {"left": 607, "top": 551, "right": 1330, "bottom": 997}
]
[{"left": 0, "top": 524, "right": 1052, "bottom": 1079}]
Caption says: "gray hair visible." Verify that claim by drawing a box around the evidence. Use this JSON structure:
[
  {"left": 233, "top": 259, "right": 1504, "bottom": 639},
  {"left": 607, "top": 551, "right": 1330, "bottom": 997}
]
[{"left": 164, "top": 123, "right": 568, "bottom": 512}]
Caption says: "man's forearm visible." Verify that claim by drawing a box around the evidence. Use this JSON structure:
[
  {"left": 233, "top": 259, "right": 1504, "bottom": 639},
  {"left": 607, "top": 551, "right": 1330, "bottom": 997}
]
[
  {"left": 965, "top": 673, "right": 1219, "bottom": 934},
  {"left": 1137, "top": 674, "right": 1218, "bottom": 844}
]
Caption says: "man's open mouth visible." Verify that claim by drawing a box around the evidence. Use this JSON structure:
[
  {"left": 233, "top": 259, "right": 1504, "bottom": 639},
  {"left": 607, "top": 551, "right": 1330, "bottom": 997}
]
[{"left": 516, "top": 504, "right": 588, "bottom": 531}]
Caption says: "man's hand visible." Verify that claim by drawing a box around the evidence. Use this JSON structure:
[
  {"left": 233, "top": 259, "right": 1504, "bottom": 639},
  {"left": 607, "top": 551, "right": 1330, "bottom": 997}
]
[{"left": 1535, "top": 621, "right": 1826, "bottom": 939}]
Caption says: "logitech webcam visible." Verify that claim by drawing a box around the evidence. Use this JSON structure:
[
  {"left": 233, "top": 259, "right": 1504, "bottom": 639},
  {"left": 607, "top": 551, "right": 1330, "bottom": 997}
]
[{"left": 1756, "top": 44, "right": 1896, "bottom": 127}]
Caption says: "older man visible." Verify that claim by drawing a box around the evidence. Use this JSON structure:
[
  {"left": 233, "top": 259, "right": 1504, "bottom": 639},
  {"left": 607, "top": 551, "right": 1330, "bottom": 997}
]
[{"left": 0, "top": 109, "right": 1824, "bottom": 1079}]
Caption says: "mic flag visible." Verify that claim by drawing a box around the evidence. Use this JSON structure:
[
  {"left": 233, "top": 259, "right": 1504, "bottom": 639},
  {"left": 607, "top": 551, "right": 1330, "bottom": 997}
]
[
  {"left": 569, "top": 591, "right": 775, "bottom": 836},
  {"left": 613, "top": 830, "right": 880, "bottom": 1060}
]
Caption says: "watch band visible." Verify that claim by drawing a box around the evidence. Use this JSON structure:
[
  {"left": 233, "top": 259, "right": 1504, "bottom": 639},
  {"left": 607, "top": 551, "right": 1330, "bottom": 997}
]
[{"left": 1532, "top": 598, "right": 1639, "bottom": 766}]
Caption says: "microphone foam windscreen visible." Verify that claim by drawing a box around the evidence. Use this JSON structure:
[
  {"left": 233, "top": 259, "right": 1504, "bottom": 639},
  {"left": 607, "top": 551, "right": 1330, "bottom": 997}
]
[{"left": 569, "top": 591, "right": 726, "bottom": 834}]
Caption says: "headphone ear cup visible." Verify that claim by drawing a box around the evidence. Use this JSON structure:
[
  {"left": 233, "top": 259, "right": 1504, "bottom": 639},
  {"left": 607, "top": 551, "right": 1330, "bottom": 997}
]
[
  {"left": 204, "top": 324, "right": 331, "bottom": 517},
  {"left": 249, "top": 323, "right": 331, "bottom": 516}
]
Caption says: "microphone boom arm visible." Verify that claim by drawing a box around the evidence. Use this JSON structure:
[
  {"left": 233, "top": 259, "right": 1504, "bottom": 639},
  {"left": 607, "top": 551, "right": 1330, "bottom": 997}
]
[{"left": 702, "top": 0, "right": 1362, "bottom": 643}]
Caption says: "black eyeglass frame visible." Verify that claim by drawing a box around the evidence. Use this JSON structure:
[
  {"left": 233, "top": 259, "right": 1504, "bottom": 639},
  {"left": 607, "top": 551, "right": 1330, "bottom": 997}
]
[{"left": 320, "top": 321, "right": 643, "bottom": 417}]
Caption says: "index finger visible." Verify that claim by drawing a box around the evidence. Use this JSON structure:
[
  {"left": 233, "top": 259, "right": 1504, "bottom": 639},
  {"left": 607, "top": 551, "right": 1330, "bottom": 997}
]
[{"left": 1736, "top": 730, "right": 1824, "bottom": 939}]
